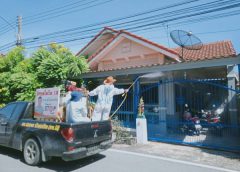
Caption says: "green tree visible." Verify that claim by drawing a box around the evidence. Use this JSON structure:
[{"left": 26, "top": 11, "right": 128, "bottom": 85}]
[
  {"left": 30, "top": 47, "right": 51, "bottom": 71},
  {"left": 0, "top": 72, "right": 11, "bottom": 107},
  {"left": 0, "top": 43, "right": 88, "bottom": 106},
  {"left": 35, "top": 43, "right": 89, "bottom": 88},
  {"left": 8, "top": 72, "right": 41, "bottom": 101},
  {"left": 0, "top": 47, "right": 26, "bottom": 106},
  {"left": 0, "top": 46, "right": 24, "bottom": 73}
]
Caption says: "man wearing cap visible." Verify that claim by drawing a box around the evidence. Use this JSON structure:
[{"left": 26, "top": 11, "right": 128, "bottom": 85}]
[
  {"left": 67, "top": 91, "right": 90, "bottom": 123},
  {"left": 63, "top": 81, "right": 87, "bottom": 122},
  {"left": 89, "top": 76, "right": 128, "bottom": 121}
]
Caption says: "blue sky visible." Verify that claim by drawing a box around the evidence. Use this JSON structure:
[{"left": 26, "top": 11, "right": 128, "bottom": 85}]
[{"left": 0, "top": 0, "right": 240, "bottom": 54}]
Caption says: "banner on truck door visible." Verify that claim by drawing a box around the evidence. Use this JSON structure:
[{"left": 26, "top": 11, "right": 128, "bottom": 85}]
[{"left": 34, "top": 88, "right": 60, "bottom": 119}]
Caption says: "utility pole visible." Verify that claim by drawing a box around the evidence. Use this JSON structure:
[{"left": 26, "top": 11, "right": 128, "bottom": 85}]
[{"left": 16, "top": 16, "right": 22, "bottom": 46}]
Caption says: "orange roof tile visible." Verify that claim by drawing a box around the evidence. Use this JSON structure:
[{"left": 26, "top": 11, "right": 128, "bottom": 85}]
[{"left": 174, "top": 40, "right": 236, "bottom": 61}]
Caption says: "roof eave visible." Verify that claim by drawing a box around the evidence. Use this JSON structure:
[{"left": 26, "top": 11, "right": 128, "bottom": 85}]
[
  {"left": 77, "top": 55, "right": 240, "bottom": 79},
  {"left": 88, "top": 31, "right": 181, "bottom": 65},
  {"left": 76, "top": 27, "right": 118, "bottom": 56}
]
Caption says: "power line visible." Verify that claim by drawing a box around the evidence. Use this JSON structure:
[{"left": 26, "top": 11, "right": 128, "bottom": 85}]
[
  {"left": 0, "top": 28, "right": 15, "bottom": 37},
  {"left": 23, "top": 0, "right": 114, "bottom": 25},
  {"left": 172, "top": 9, "right": 240, "bottom": 27},
  {"left": 0, "top": 16, "right": 15, "bottom": 30},
  {"left": 125, "top": 9, "right": 240, "bottom": 35},
  {"left": 0, "top": 17, "right": 16, "bottom": 36},
  {"left": 22, "top": 0, "right": 201, "bottom": 41},
  {"left": 21, "top": 0, "right": 240, "bottom": 44},
  {"left": 1, "top": 0, "right": 240, "bottom": 52},
  {"left": 2, "top": 24, "right": 240, "bottom": 53},
  {"left": 0, "top": 0, "right": 202, "bottom": 38},
  {"left": 24, "top": 0, "right": 90, "bottom": 20},
  {"left": 0, "top": 0, "right": 114, "bottom": 36},
  {"left": 22, "top": 0, "right": 237, "bottom": 42},
  {"left": 0, "top": 0, "right": 237, "bottom": 38}
]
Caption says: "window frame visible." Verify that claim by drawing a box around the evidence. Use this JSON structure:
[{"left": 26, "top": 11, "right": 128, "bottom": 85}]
[{"left": 0, "top": 103, "right": 17, "bottom": 120}]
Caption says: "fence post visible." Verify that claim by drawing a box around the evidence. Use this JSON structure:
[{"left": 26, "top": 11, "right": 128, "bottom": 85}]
[
  {"left": 238, "top": 64, "right": 240, "bottom": 83},
  {"left": 227, "top": 65, "right": 238, "bottom": 127},
  {"left": 133, "top": 77, "right": 140, "bottom": 127},
  {"left": 158, "top": 80, "right": 167, "bottom": 135}
]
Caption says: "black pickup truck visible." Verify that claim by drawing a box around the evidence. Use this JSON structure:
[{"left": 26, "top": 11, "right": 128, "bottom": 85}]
[{"left": 0, "top": 101, "right": 112, "bottom": 166}]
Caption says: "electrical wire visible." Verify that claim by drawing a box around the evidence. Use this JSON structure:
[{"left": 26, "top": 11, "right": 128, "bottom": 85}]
[
  {"left": 0, "top": 0, "right": 114, "bottom": 36},
  {"left": 0, "top": 18, "right": 16, "bottom": 36},
  {"left": 23, "top": 0, "right": 114, "bottom": 25},
  {"left": 0, "top": 16, "right": 15, "bottom": 30},
  {"left": 0, "top": 0, "right": 236, "bottom": 37},
  {"left": 23, "top": 1, "right": 240, "bottom": 46},
  {"left": 21, "top": 0, "right": 201, "bottom": 41},
  {"left": 21, "top": 0, "right": 240, "bottom": 44},
  {"left": 1, "top": 0, "right": 240, "bottom": 52},
  {"left": 24, "top": 0, "right": 91, "bottom": 20}
]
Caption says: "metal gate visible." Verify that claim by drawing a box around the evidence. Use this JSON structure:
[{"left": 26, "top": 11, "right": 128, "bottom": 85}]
[
  {"left": 143, "top": 79, "right": 240, "bottom": 152},
  {"left": 92, "top": 78, "right": 240, "bottom": 151}
]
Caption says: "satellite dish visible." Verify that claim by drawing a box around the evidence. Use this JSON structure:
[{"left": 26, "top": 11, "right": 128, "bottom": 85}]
[{"left": 170, "top": 30, "right": 203, "bottom": 58}]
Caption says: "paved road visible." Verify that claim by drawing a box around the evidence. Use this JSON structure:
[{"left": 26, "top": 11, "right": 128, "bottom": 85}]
[{"left": 0, "top": 146, "right": 237, "bottom": 172}]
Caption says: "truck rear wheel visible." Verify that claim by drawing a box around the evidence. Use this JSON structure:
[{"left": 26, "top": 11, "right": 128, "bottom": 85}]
[{"left": 23, "top": 138, "right": 42, "bottom": 166}]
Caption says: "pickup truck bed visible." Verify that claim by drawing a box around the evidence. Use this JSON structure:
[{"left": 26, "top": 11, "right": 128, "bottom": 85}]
[{"left": 0, "top": 101, "right": 112, "bottom": 165}]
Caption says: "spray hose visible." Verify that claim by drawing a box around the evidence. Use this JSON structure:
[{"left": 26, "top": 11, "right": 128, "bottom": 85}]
[
  {"left": 109, "top": 77, "right": 140, "bottom": 119},
  {"left": 109, "top": 93, "right": 128, "bottom": 119}
]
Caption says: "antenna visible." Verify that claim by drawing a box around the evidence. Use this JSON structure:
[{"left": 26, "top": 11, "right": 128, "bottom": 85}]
[{"left": 170, "top": 30, "right": 203, "bottom": 58}]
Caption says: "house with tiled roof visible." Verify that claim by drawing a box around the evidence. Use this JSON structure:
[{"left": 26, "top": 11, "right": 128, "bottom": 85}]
[
  {"left": 77, "top": 27, "right": 237, "bottom": 72},
  {"left": 77, "top": 27, "right": 240, "bottom": 151}
]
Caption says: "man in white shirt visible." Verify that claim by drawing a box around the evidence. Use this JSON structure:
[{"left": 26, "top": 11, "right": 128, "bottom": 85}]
[{"left": 89, "top": 76, "right": 128, "bottom": 121}]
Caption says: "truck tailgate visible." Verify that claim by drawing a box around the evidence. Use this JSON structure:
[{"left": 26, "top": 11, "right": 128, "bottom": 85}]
[{"left": 71, "top": 120, "right": 112, "bottom": 146}]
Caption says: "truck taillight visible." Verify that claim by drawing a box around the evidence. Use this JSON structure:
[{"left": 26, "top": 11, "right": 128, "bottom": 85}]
[
  {"left": 61, "top": 128, "right": 74, "bottom": 142},
  {"left": 91, "top": 123, "right": 99, "bottom": 129}
]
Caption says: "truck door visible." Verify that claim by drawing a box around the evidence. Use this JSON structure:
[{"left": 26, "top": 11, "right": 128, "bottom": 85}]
[
  {"left": 0, "top": 103, "right": 16, "bottom": 144},
  {"left": 5, "top": 102, "right": 28, "bottom": 143}
]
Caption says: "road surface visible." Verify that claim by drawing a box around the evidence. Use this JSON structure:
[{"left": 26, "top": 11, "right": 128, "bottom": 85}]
[{"left": 0, "top": 146, "right": 237, "bottom": 172}]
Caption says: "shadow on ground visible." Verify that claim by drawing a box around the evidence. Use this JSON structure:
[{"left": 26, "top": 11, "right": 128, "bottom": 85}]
[
  {"left": 0, "top": 146, "right": 105, "bottom": 172},
  {"left": 38, "top": 154, "right": 105, "bottom": 172},
  {"left": 200, "top": 147, "right": 240, "bottom": 160},
  {"left": 0, "top": 146, "right": 24, "bottom": 162}
]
